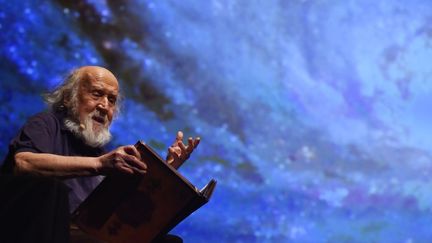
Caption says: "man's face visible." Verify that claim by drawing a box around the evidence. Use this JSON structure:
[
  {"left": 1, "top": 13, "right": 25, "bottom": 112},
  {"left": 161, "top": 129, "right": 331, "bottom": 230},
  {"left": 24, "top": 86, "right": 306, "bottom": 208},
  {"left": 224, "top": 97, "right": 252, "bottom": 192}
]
[{"left": 76, "top": 68, "right": 119, "bottom": 132}]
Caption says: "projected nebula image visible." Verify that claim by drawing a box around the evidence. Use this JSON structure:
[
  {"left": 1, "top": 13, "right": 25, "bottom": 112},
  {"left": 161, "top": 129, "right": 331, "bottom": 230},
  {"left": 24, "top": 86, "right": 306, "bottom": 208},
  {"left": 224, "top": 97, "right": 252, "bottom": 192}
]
[{"left": 1, "top": 0, "right": 432, "bottom": 242}]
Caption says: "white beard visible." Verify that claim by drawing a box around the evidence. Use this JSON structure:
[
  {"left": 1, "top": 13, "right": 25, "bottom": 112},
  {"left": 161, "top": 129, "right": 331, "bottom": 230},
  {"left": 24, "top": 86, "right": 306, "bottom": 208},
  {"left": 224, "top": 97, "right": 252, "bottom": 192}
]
[{"left": 64, "top": 110, "right": 112, "bottom": 148}]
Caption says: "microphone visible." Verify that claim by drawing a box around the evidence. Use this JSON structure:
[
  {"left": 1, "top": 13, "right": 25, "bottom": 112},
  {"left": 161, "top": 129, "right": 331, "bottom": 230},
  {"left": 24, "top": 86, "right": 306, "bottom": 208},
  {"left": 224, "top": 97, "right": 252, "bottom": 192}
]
[{"left": 79, "top": 123, "right": 86, "bottom": 130}]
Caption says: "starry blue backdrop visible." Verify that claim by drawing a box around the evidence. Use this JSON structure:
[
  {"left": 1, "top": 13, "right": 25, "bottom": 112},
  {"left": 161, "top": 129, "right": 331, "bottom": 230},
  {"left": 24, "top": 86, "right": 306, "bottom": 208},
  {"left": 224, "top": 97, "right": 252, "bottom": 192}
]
[{"left": 1, "top": 1, "right": 432, "bottom": 242}]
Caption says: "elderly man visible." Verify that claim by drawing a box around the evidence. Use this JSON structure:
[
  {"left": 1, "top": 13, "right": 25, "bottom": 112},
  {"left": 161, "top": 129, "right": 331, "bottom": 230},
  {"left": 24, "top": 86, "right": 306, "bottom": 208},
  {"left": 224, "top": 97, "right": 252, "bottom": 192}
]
[{"left": 0, "top": 66, "right": 198, "bottom": 242}]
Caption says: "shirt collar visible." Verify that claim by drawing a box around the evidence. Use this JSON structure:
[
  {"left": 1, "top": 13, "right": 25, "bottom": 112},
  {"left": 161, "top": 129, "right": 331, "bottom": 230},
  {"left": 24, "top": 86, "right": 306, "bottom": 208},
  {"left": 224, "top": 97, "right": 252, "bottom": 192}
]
[{"left": 53, "top": 109, "right": 70, "bottom": 131}]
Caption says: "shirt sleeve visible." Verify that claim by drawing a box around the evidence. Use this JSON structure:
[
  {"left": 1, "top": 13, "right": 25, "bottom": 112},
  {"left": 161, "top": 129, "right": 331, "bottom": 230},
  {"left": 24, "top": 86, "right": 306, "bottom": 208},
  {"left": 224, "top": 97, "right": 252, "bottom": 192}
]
[{"left": 11, "top": 113, "right": 58, "bottom": 154}]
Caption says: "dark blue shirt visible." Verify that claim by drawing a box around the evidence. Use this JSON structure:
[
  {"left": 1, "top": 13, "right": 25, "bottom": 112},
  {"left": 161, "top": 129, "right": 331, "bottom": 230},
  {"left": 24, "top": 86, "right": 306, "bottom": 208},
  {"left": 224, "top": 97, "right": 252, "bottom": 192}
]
[{"left": 1, "top": 110, "right": 105, "bottom": 212}]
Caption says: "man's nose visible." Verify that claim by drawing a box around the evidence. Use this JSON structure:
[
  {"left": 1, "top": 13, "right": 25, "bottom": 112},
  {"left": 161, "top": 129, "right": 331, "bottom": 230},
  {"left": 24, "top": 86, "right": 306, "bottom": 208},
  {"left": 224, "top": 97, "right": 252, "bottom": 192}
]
[{"left": 97, "top": 96, "right": 109, "bottom": 110}]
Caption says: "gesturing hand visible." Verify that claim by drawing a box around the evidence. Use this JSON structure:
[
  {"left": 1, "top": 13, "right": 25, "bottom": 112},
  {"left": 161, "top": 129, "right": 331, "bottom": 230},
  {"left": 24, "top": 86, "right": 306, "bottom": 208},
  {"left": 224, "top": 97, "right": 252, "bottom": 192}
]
[
  {"left": 98, "top": 145, "right": 147, "bottom": 175},
  {"left": 166, "top": 131, "right": 200, "bottom": 169}
]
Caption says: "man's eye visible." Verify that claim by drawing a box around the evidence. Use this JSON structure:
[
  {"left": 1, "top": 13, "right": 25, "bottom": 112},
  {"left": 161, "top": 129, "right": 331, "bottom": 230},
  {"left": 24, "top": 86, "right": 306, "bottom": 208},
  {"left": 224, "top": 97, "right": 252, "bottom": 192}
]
[
  {"left": 92, "top": 91, "right": 102, "bottom": 97},
  {"left": 109, "top": 97, "right": 117, "bottom": 104}
]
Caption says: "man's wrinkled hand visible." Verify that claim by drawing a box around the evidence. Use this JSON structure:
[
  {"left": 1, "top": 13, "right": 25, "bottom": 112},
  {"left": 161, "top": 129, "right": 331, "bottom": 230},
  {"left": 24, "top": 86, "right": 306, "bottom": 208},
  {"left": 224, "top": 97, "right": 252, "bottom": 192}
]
[
  {"left": 166, "top": 131, "right": 200, "bottom": 169},
  {"left": 98, "top": 145, "right": 147, "bottom": 175}
]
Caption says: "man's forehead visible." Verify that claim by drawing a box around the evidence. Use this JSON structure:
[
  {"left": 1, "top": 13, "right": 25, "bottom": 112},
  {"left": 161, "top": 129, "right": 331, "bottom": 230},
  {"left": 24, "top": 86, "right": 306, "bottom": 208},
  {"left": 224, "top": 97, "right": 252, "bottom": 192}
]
[
  {"left": 80, "top": 70, "right": 119, "bottom": 93},
  {"left": 86, "top": 79, "right": 119, "bottom": 90}
]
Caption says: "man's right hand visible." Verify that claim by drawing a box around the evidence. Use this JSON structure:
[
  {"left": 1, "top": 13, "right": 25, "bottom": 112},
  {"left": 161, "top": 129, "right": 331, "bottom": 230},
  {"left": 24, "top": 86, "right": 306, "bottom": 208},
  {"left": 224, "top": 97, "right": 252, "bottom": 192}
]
[{"left": 98, "top": 145, "right": 147, "bottom": 175}]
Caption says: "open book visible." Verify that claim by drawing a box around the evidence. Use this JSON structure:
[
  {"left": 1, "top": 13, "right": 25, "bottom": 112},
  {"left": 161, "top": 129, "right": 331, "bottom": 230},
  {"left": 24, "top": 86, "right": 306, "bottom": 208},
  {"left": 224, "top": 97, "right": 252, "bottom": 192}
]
[{"left": 72, "top": 141, "right": 217, "bottom": 242}]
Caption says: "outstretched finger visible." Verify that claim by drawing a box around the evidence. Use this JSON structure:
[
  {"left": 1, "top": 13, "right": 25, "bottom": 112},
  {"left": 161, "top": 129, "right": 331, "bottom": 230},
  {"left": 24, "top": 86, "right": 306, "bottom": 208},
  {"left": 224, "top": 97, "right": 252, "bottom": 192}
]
[
  {"left": 187, "top": 137, "right": 194, "bottom": 152},
  {"left": 176, "top": 131, "right": 184, "bottom": 142},
  {"left": 178, "top": 140, "right": 187, "bottom": 154},
  {"left": 169, "top": 147, "right": 180, "bottom": 161},
  {"left": 171, "top": 131, "right": 183, "bottom": 147},
  {"left": 193, "top": 137, "right": 201, "bottom": 148}
]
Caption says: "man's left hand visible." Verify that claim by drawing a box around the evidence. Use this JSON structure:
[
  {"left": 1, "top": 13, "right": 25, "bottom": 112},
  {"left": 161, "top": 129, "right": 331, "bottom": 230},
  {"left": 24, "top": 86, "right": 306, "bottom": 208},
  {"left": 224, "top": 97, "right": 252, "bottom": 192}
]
[{"left": 166, "top": 131, "right": 200, "bottom": 169}]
